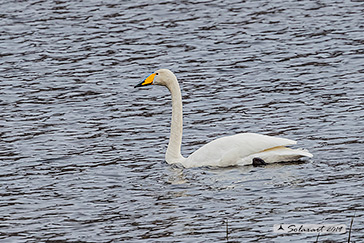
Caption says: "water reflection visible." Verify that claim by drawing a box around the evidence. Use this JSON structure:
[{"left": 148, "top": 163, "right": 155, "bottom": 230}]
[{"left": 167, "top": 166, "right": 189, "bottom": 185}]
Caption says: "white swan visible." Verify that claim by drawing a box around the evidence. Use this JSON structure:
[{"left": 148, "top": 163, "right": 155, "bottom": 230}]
[{"left": 135, "top": 69, "right": 313, "bottom": 168}]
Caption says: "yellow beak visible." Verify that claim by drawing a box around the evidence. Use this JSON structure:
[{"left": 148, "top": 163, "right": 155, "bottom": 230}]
[{"left": 134, "top": 73, "right": 156, "bottom": 88}]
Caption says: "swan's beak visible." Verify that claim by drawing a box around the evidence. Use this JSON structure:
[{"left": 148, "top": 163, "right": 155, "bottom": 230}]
[{"left": 134, "top": 73, "right": 156, "bottom": 88}]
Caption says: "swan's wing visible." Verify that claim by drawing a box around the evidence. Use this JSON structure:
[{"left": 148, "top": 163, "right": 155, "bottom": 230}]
[{"left": 184, "top": 133, "right": 298, "bottom": 167}]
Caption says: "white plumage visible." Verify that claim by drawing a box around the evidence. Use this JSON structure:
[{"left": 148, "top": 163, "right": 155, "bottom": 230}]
[{"left": 135, "top": 69, "right": 313, "bottom": 168}]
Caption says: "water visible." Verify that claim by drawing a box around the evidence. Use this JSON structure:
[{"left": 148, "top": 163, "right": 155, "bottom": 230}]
[{"left": 1, "top": 0, "right": 363, "bottom": 242}]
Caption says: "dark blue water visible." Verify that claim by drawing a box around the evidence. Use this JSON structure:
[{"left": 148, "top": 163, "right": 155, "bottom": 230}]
[{"left": 1, "top": 0, "right": 363, "bottom": 242}]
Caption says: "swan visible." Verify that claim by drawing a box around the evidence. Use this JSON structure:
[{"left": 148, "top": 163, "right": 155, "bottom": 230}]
[{"left": 134, "top": 69, "right": 313, "bottom": 168}]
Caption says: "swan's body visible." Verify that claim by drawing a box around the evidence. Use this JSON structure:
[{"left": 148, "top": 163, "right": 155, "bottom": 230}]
[{"left": 135, "top": 69, "right": 312, "bottom": 168}]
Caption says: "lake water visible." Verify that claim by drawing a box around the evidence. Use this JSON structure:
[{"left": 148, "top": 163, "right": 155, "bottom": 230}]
[{"left": 0, "top": 0, "right": 363, "bottom": 242}]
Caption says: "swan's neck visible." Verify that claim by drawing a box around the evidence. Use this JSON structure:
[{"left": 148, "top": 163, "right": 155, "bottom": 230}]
[{"left": 165, "top": 77, "right": 185, "bottom": 164}]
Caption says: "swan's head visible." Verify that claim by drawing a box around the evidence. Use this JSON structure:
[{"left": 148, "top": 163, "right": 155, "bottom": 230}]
[{"left": 134, "top": 69, "right": 176, "bottom": 88}]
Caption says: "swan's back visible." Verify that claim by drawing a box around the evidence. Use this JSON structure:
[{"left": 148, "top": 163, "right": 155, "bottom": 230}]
[{"left": 184, "top": 133, "right": 299, "bottom": 167}]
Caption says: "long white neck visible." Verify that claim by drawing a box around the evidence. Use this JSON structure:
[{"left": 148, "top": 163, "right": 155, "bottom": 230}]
[{"left": 165, "top": 77, "right": 185, "bottom": 164}]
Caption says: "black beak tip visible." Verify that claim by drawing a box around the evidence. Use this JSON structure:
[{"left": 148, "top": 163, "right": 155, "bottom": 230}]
[{"left": 134, "top": 82, "right": 143, "bottom": 88}]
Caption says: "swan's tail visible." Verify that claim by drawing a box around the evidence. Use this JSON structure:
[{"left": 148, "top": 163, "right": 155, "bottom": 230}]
[{"left": 239, "top": 146, "right": 313, "bottom": 166}]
